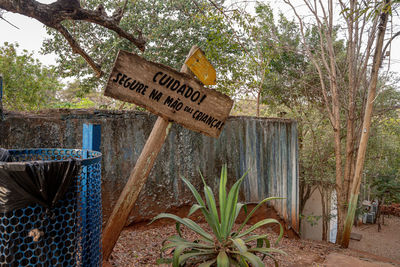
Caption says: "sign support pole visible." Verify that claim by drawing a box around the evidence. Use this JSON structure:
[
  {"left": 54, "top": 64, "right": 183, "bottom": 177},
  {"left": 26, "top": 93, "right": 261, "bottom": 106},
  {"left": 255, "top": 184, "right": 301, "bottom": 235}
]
[
  {"left": 102, "top": 116, "right": 171, "bottom": 260},
  {"left": 102, "top": 47, "right": 198, "bottom": 262}
]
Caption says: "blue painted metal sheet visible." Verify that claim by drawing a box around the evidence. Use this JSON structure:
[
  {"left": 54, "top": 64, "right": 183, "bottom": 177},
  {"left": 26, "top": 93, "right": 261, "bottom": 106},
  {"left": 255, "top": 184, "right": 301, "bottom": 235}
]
[{"left": 83, "top": 123, "right": 101, "bottom": 152}]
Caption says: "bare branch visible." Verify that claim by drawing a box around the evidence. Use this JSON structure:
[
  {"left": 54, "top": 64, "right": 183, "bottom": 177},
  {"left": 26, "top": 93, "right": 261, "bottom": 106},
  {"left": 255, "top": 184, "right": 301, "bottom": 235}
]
[
  {"left": 55, "top": 23, "right": 103, "bottom": 77},
  {"left": 381, "top": 30, "right": 400, "bottom": 65},
  {"left": 0, "top": 11, "right": 20, "bottom": 29},
  {"left": 284, "top": 0, "right": 335, "bottom": 126},
  {"left": 205, "top": 0, "right": 262, "bottom": 68},
  {"left": 374, "top": 105, "right": 400, "bottom": 116},
  {"left": 0, "top": 0, "right": 146, "bottom": 76}
]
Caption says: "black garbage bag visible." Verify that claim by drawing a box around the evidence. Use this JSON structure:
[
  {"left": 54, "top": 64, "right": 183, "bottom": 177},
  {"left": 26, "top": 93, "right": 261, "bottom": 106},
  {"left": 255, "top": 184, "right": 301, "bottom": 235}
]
[{"left": 0, "top": 150, "right": 81, "bottom": 213}]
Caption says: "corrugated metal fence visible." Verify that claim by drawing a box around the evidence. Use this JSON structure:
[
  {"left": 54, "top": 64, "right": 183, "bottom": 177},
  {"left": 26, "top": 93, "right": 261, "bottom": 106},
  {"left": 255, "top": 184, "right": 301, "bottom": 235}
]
[{"left": 227, "top": 117, "right": 299, "bottom": 232}]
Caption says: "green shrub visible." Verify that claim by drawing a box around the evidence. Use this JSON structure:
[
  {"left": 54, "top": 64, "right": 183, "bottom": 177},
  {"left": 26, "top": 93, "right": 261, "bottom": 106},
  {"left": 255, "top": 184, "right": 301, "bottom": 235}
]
[{"left": 151, "top": 165, "right": 285, "bottom": 266}]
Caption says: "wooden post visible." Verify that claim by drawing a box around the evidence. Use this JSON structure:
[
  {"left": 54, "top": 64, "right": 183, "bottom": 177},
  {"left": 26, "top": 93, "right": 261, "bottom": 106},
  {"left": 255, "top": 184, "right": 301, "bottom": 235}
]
[
  {"left": 102, "top": 47, "right": 198, "bottom": 261},
  {"left": 102, "top": 116, "right": 171, "bottom": 260}
]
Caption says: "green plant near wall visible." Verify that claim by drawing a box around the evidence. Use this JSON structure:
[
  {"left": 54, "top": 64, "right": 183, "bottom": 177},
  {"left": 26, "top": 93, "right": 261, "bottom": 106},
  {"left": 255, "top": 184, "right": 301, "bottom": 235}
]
[{"left": 151, "top": 165, "right": 286, "bottom": 266}]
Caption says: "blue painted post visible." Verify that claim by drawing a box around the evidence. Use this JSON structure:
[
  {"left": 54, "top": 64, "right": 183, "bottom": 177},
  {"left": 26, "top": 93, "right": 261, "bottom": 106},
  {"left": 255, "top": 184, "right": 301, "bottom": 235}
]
[
  {"left": 82, "top": 123, "right": 101, "bottom": 152},
  {"left": 0, "top": 74, "right": 4, "bottom": 121},
  {"left": 81, "top": 123, "right": 101, "bottom": 263}
]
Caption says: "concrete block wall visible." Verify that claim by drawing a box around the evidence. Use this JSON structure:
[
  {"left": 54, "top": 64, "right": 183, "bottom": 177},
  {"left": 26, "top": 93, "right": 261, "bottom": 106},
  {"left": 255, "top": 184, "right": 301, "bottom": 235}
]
[{"left": 0, "top": 109, "right": 299, "bottom": 231}]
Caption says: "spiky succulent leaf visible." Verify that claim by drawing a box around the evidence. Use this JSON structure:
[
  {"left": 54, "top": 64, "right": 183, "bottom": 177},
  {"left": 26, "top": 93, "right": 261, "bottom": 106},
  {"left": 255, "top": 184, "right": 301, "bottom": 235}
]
[
  {"left": 236, "top": 197, "right": 284, "bottom": 234},
  {"left": 217, "top": 251, "right": 230, "bottom": 267},
  {"left": 180, "top": 175, "right": 206, "bottom": 207},
  {"left": 248, "top": 248, "right": 284, "bottom": 267},
  {"left": 200, "top": 171, "right": 221, "bottom": 239},
  {"left": 179, "top": 250, "right": 217, "bottom": 265},
  {"left": 230, "top": 238, "right": 248, "bottom": 253},
  {"left": 161, "top": 238, "right": 214, "bottom": 252},
  {"left": 172, "top": 245, "right": 187, "bottom": 267},
  {"left": 221, "top": 172, "right": 247, "bottom": 238},
  {"left": 188, "top": 204, "right": 205, "bottom": 217},
  {"left": 151, "top": 213, "right": 213, "bottom": 241},
  {"left": 199, "top": 259, "right": 217, "bottom": 267},
  {"left": 176, "top": 222, "right": 183, "bottom": 237},
  {"left": 181, "top": 175, "right": 220, "bottom": 238},
  {"left": 234, "top": 203, "right": 246, "bottom": 223},
  {"left": 240, "top": 251, "right": 264, "bottom": 267},
  {"left": 155, "top": 165, "right": 284, "bottom": 266},
  {"left": 219, "top": 165, "right": 228, "bottom": 231},
  {"left": 249, "top": 247, "right": 287, "bottom": 255},
  {"left": 236, "top": 218, "right": 284, "bottom": 244}
]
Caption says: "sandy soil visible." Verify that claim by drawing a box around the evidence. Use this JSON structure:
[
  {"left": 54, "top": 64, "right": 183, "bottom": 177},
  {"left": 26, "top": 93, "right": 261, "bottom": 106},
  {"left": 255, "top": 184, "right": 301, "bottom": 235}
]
[
  {"left": 109, "top": 223, "right": 337, "bottom": 267},
  {"left": 349, "top": 216, "right": 400, "bottom": 261},
  {"left": 324, "top": 253, "right": 397, "bottom": 267},
  {"left": 106, "top": 214, "right": 400, "bottom": 266}
]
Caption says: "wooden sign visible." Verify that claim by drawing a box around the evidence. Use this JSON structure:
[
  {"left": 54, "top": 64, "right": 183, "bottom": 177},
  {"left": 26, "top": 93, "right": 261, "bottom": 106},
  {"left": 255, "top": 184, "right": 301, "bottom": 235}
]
[
  {"left": 102, "top": 47, "right": 232, "bottom": 262},
  {"left": 104, "top": 50, "right": 233, "bottom": 138},
  {"left": 185, "top": 47, "right": 216, "bottom": 85}
]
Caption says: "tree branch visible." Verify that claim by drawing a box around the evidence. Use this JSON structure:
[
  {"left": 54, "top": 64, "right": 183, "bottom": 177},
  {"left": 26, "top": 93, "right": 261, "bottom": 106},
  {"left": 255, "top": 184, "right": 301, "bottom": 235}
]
[
  {"left": 374, "top": 104, "right": 400, "bottom": 116},
  {"left": 55, "top": 23, "right": 103, "bottom": 77},
  {"left": 381, "top": 31, "right": 400, "bottom": 66},
  {"left": 0, "top": 0, "right": 146, "bottom": 77}
]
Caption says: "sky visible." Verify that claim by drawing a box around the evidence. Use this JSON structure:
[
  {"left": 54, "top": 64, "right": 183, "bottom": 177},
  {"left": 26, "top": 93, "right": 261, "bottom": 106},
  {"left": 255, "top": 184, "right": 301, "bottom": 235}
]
[
  {"left": 1, "top": 0, "right": 400, "bottom": 76},
  {"left": 0, "top": 0, "right": 56, "bottom": 66}
]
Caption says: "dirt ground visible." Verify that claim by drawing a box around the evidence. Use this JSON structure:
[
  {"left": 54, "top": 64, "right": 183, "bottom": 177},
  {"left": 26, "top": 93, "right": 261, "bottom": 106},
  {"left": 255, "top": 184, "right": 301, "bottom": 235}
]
[
  {"left": 109, "top": 223, "right": 335, "bottom": 266},
  {"left": 349, "top": 215, "right": 400, "bottom": 261},
  {"left": 107, "top": 214, "right": 400, "bottom": 267}
]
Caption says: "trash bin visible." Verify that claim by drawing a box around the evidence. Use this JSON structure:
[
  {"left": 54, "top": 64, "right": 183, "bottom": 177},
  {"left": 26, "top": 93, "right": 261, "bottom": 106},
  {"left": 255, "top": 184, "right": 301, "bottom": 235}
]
[{"left": 0, "top": 148, "right": 102, "bottom": 267}]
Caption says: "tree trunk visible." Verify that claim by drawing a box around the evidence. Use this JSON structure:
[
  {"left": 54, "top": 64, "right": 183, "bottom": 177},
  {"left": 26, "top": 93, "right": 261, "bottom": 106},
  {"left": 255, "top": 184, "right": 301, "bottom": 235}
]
[
  {"left": 341, "top": 1, "right": 390, "bottom": 248},
  {"left": 256, "top": 89, "right": 261, "bottom": 117},
  {"left": 256, "top": 70, "right": 266, "bottom": 117},
  {"left": 333, "top": 111, "right": 344, "bottom": 244},
  {"left": 343, "top": 0, "right": 357, "bottom": 204},
  {"left": 320, "top": 187, "right": 328, "bottom": 241}
]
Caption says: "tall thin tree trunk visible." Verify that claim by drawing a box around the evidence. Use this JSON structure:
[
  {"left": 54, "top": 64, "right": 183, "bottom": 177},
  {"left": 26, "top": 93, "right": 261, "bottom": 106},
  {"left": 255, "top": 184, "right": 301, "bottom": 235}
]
[
  {"left": 256, "top": 70, "right": 266, "bottom": 117},
  {"left": 343, "top": 0, "right": 357, "bottom": 204},
  {"left": 320, "top": 187, "right": 327, "bottom": 241},
  {"left": 333, "top": 102, "right": 344, "bottom": 244},
  {"left": 341, "top": 0, "right": 389, "bottom": 248},
  {"left": 256, "top": 90, "right": 261, "bottom": 117}
]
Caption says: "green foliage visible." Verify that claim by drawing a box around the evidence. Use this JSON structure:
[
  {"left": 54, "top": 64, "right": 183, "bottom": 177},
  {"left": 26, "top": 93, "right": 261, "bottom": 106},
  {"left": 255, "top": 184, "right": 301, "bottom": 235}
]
[
  {"left": 364, "top": 85, "right": 400, "bottom": 200},
  {"left": 0, "top": 42, "right": 62, "bottom": 111},
  {"left": 371, "top": 170, "right": 400, "bottom": 204},
  {"left": 51, "top": 97, "right": 96, "bottom": 109},
  {"left": 151, "top": 165, "right": 285, "bottom": 266},
  {"left": 300, "top": 214, "right": 322, "bottom": 227},
  {"left": 41, "top": 0, "right": 240, "bottom": 96}
]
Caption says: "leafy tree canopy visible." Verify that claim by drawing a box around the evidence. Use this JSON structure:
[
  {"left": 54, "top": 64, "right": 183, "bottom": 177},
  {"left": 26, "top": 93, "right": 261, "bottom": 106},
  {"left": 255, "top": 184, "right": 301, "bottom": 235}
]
[
  {"left": 0, "top": 42, "right": 62, "bottom": 111},
  {"left": 41, "top": 0, "right": 241, "bottom": 96}
]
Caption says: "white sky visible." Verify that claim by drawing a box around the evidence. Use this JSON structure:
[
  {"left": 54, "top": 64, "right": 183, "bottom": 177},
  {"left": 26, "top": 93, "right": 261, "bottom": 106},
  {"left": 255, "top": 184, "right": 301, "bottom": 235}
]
[
  {"left": 0, "top": 0, "right": 400, "bottom": 75},
  {"left": 0, "top": 0, "right": 56, "bottom": 65}
]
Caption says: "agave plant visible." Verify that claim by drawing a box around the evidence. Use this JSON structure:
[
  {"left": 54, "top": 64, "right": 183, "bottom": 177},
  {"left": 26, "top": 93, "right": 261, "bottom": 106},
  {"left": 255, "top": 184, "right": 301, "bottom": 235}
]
[{"left": 151, "top": 165, "right": 286, "bottom": 266}]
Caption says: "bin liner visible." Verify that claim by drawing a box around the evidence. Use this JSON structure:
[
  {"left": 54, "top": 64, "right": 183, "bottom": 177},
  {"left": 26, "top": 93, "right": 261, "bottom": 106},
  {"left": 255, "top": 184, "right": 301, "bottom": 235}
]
[{"left": 0, "top": 148, "right": 81, "bottom": 213}]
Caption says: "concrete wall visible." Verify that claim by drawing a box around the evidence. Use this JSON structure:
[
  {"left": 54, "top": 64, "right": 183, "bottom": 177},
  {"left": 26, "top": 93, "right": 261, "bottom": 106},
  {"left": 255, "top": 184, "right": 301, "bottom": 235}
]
[
  {"left": 301, "top": 187, "right": 324, "bottom": 240},
  {"left": 0, "top": 109, "right": 299, "bottom": 231}
]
